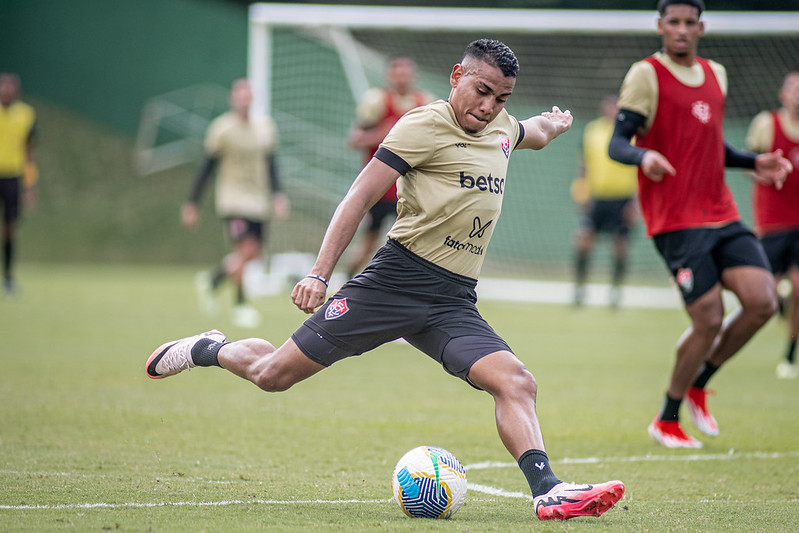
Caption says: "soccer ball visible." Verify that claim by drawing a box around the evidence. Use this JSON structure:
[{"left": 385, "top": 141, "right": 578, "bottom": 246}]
[{"left": 391, "top": 445, "right": 467, "bottom": 519}]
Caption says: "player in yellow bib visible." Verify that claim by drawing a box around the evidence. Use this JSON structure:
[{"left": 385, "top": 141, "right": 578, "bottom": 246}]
[
  {"left": 147, "top": 40, "right": 625, "bottom": 520},
  {"left": 0, "top": 73, "right": 37, "bottom": 296},
  {"left": 571, "top": 96, "right": 638, "bottom": 307}
]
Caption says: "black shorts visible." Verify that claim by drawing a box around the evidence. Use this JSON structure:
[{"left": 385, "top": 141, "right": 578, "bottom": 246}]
[
  {"left": 0, "top": 177, "right": 21, "bottom": 224},
  {"left": 365, "top": 200, "right": 397, "bottom": 233},
  {"left": 760, "top": 229, "right": 799, "bottom": 275},
  {"left": 291, "top": 240, "right": 511, "bottom": 386},
  {"left": 653, "top": 221, "right": 771, "bottom": 305},
  {"left": 580, "top": 198, "right": 632, "bottom": 237},
  {"left": 224, "top": 217, "right": 265, "bottom": 244}
]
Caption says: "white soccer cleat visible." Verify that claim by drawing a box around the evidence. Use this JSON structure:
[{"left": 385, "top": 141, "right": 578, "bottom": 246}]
[
  {"left": 145, "top": 330, "right": 226, "bottom": 379},
  {"left": 685, "top": 387, "right": 719, "bottom": 437},
  {"left": 232, "top": 304, "right": 261, "bottom": 329},
  {"left": 534, "top": 480, "right": 625, "bottom": 520},
  {"left": 776, "top": 361, "right": 798, "bottom": 380}
]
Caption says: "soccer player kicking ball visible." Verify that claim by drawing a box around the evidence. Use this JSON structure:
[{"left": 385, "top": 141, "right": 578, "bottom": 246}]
[
  {"left": 609, "top": 0, "right": 793, "bottom": 448},
  {"left": 147, "top": 39, "right": 624, "bottom": 520}
]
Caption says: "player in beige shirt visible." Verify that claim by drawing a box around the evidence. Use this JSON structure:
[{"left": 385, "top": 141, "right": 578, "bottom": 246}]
[
  {"left": 181, "top": 79, "right": 289, "bottom": 328},
  {"left": 148, "top": 40, "right": 624, "bottom": 521}
]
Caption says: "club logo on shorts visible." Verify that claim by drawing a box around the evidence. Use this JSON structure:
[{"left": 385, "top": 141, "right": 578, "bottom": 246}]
[
  {"left": 325, "top": 298, "right": 349, "bottom": 320},
  {"left": 676, "top": 267, "right": 694, "bottom": 293},
  {"left": 500, "top": 136, "right": 510, "bottom": 159},
  {"left": 691, "top": 100, "right": 711, "bottom": 124}
]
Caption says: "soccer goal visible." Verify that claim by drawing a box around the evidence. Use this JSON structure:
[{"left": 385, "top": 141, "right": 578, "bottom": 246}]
[{"left": 248, "top": 3, "right": 799, "bottom": 283}]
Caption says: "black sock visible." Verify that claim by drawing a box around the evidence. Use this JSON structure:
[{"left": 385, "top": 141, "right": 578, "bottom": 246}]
[
  {"left": 236, "top": 285, "right": 246, "bottom": 305},
  {"left": 575, "top": 252, "right": 588, "bottom": 286},
  {"left": 518, "top": 449, "right": 561, "bottom": 496},
  {"left": 612, "top": 256, "right": 626, "bottom": 287},
  {"left": 692, "top": 362, "right": 719, "bottom": 389},
  {"left": 211, "top": 266, "right": 226, "bottom": 289},
  {"left": 3, "top": 239, "right": 12, "bottom": 282},
  {"left": 190, "top": 337, "right": 225, "bottom": 367},
  {"left": 659, "top": 393, "right": 682, "bottom": 421},
  {"left": 787, "top": 339, "right": 797, "bottom": 364}
]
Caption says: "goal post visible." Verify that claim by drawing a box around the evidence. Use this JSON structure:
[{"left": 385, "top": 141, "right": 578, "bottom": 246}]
[{"left": 248, "top": 3, "right": 799, "bottom": 283}]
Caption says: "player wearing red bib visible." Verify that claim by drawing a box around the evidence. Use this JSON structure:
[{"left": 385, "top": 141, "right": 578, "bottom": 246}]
[
  {"left": 746, "top": 72, "right": 799, "bottom": 380},
  {"left": 609, "top": 0, "right": 792, "bottom": 448}
]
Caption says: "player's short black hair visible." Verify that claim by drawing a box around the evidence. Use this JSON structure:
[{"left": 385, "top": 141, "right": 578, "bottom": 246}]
[
  {"left": 462, "top": 39, "right": 519, "bottom": 78},
  {"left": 657, "top": 0, "right": 705, "bottom": 16}
]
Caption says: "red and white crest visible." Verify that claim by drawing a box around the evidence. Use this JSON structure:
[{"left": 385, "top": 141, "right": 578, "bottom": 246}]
[
  {"left": 691, "top": 100, "right": 711, "bottom": 124},
  {"left": 500, "top": 136, "right": 510, "bottom": 158},
  {"left": 325, "top": 298, "right": 349, "bottom": 320},
  {"left": 676, "top": 268, "right": 694, "bottom": 293}
]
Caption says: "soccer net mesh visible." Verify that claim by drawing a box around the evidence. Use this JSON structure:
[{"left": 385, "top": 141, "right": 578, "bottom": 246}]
[{"left": 249, "top": 4, "right": 799, "bottom": 284}]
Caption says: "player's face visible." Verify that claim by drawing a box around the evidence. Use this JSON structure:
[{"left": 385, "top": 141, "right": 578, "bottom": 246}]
[
  {"left": 0, "top": 76, "right": 18, "bottom": 107},
  {"left": 388, "top": 59, "right": 416, "bottom": 95},
  {"left": 229, "top": 80, "right": 253, "bottom": 115},
  {"left": 448, "top": 59, "right": 515, "bottom": 134},
  {"left": 657, "top": 5, "right": 704, "bottom": 62},
  {"left": 780, "top": 74, "right": 799, "bottom": 116}
]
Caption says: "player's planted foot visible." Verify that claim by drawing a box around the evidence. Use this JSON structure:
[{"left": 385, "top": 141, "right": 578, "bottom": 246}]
[
  {"left": 776, "top": 361, "right": 798, "bottom": 379},
  {"left": 685, "top": 387, "right": 718, "bottom": 436},
  {"left": 146, "top": 330, "right": 226, "bottom": 379},
  {"left": 534, "top": 480, "right": 625, "bottom": 520},
  {"left": 648, "top": 417, "right": 702, "bottom": 448}
]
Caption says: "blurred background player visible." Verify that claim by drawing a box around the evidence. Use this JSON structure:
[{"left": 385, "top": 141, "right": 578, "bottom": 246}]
[
  {"left": 181, "top": 78, "right": 289, "bottom": 328},
  {"left": 345, "top": 56, "right": 432, "bottom": 279},
  {"left": 609, "top": 0, "right": 792, "bottom": 448},
  {"left": 571, "top": 95, "right": 638, "bottom": 307},
  {"left": 746, "top": 71, "right": 799, "bottom": 380},
  {"left": 0, "top": 73, "right": 37, "bottom": 296}
]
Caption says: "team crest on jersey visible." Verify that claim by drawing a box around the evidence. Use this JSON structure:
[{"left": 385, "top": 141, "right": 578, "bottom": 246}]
[
  {"left": 676, "top": 268, "right": 694, "bottom": 293},
  {"left": 325, "top": 298, "right": 349, "bottom": 320},
  {"left": 691, "top": 100, "right": 711, "bottom": 124},
  {"left": 500, "top": 136, "right": 510, "bottom": 158}
]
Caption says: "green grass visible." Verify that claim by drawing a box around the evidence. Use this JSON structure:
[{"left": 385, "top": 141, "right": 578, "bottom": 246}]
[{"left": 2, "top": 263, "right": 798, "bottom": 532}]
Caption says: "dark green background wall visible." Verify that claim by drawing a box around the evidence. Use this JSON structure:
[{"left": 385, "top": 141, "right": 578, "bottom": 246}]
[{"left": 1, "top": 0, "right": 247, "bottom": 135}]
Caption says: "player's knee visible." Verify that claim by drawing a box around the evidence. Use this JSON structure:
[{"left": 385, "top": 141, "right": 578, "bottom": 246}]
[
  {"left": 504, "top": 364, "right": 538, "bottom": 401},
  {"left": 692, "top": 312, "right": 724, "bottom": 339},
  {"left": 748, "top": 292, "right": 778, "bottom": 324}
]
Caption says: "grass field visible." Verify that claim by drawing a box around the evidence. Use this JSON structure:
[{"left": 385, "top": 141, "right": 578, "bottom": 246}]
[{"left": 2, "top": 263, "right": 798, "bottom": 532}]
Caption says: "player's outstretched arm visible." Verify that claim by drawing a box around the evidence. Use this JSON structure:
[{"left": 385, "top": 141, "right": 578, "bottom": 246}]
[
  {"left": 291, "top": 158, "right": 400, "bottom": 313},
  {"left": 753, "top": 149, "right": 793, "bottom": 190},
  {"left": 517, "top": 106, "right": 573, "bottom": 150}
]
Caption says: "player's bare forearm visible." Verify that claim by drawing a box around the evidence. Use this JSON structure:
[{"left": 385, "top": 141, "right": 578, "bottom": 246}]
[
  {"left": 517, "top": 107, "right": 573, "bottom": 150},
  {"left": 292, "top": 159, "right": 400, "bottom": 313}
]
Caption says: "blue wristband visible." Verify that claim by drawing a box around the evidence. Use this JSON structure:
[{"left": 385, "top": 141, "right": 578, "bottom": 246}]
[{"left": 305, "top": 274, "right": 329, "bottom": 287}]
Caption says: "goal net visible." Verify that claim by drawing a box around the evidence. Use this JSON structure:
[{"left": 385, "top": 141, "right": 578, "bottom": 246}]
[{"left": 248, "top": 4, "right": 799, "bottom": 284}]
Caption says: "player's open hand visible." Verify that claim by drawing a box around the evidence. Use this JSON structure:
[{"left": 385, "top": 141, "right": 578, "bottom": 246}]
[
  {"left": 181, "top": 203, "right": 200, "bottom": 230},
  {"left": 753, "top": 149, "right": 793, "bottom": 190},
  {"left": 541, "top": 106, "right": 573, "bottom": 135},
  {"left": 640, "top": 150, "right": 676, "bottom": 182},
  {"left": 291, "top": 276, "right": 327, "bottom": 314}
]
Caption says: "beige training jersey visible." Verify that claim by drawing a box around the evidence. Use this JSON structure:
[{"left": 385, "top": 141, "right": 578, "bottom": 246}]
[
  {"left": 619, "top": 51, "right": 727, "bottom": 133},
  {"left": 746, "top": 108, "right": 799, "bottom": 153},
  {"left": 381, "top": 100, "right": 521, "bottom": 279},
  {"left": 205, "top": 112, "right": 278, "bottom": 221}
]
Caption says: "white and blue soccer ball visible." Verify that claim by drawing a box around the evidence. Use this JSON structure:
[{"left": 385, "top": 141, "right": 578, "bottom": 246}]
[{"left": 391, "top": 445, "right": 467, "bottom": 519}]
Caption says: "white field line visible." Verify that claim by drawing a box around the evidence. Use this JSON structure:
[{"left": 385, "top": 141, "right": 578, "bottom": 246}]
[{"left": 2, "top": 450, "right": 797, "bottom": 510}]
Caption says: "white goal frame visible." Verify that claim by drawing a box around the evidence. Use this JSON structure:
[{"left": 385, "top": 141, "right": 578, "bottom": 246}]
[{"left": 248, "top": 3, "right": 799, "bottom": 119}]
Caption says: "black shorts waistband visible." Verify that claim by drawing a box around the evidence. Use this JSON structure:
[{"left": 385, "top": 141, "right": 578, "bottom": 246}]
[{"left": 386, "top": 239, "right": 478, "bottom": 289}]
